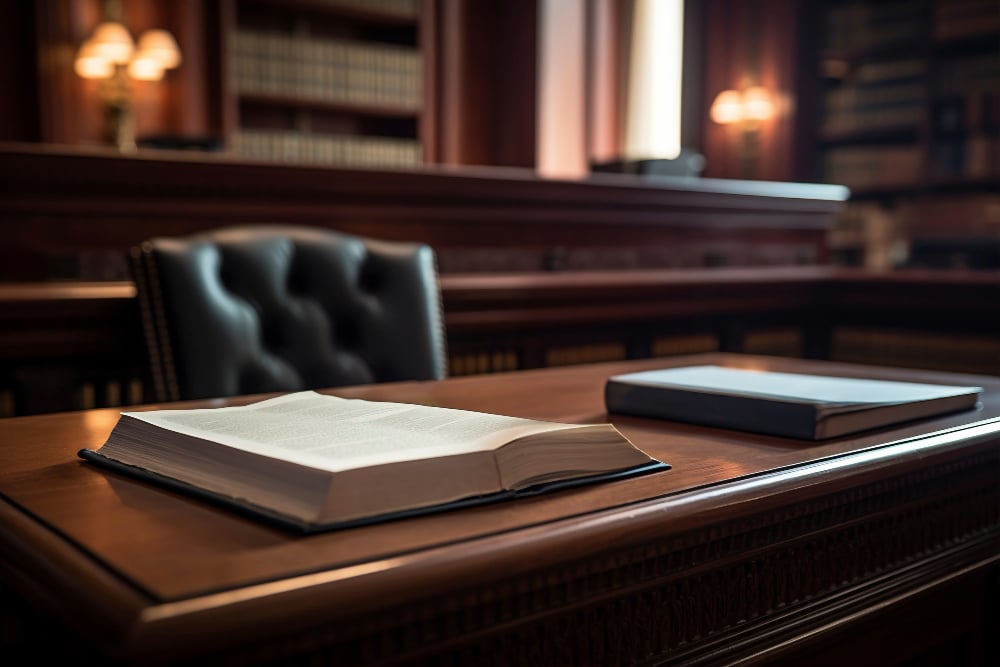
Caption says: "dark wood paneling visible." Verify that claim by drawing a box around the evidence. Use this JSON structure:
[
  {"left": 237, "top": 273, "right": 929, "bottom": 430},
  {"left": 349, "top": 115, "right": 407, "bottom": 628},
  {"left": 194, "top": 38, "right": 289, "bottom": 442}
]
[
  {"left": 0, "top": 143, "right": 846, "bottom": 280},
  {"left": 432, "top": 0, "right": 537, "bottom": 167},
  {"left": 0, "top": 2, "right": 40, "bottom": 142}
]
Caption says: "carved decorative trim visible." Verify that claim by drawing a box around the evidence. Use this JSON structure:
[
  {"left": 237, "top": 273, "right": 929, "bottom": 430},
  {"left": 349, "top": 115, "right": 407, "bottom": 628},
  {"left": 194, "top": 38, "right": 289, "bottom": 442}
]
[{"left": 131, "top": 242, "right": 181, "bottom": 403}]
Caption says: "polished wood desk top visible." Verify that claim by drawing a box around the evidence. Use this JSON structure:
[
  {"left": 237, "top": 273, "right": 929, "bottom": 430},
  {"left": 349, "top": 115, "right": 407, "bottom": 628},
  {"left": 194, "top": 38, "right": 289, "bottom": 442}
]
[{"left": 2, "top": 353, "right": 999, "bottom": 664}]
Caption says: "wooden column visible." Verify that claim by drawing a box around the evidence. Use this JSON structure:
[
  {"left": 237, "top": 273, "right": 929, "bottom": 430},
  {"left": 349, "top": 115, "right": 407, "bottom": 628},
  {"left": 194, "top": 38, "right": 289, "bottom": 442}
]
[{"left": 430, "top": 0, "right": 537, "bottom": 168}]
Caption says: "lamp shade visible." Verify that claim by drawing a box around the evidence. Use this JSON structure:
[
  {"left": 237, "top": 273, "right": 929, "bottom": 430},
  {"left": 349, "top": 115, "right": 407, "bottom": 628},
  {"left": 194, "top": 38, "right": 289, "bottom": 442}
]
[
  {"left": 135, "top": 29, "right": 181, "bottom": 69},
  {"left": 90, "top": 21, "right": 135, "bottom": 64},
  {"left": 709, "top": 90, "right": 744, "bottom": 125},
  {"left": 742, "top": 86, "right": 775, "bottom": 121},
  {"left": 709, "top": 86, "right": 776, "bottom": 125},
  {"left": 74, "top": 39, "right": 114, "bottom": 79},
  {"left": 128, "top": 57, "right": 165, "bottom": 81}
]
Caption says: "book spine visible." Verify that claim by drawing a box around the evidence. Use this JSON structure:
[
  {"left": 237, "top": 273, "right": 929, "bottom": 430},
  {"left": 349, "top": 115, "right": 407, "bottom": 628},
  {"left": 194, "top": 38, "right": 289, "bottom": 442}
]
[{"left": 604, "top": 381, "right": 819, "bottom": 440}]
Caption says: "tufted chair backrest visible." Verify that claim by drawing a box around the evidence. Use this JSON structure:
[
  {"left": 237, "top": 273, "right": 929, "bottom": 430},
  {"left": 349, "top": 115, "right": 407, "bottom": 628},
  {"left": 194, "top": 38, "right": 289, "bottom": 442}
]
[{"left": 131, "top": 225, "right": 447, "bottom": 402}]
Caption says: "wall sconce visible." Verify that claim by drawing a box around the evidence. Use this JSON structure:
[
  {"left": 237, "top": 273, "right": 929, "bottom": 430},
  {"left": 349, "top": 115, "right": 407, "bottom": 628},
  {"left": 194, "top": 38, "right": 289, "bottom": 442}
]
[
  {"left": 709, "top": 85, "right": 776, "bottom": 178},
  {"left": 709, "top": 86, "right": 775, "bottom": 126},
  {"left": 74, "top": 4, "right": 181, "bottom": 152}
]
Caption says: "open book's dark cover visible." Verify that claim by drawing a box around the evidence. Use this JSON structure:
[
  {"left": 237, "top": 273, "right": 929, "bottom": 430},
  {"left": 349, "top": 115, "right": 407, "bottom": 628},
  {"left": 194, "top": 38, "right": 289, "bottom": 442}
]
[{"left": 78, "top": 449, "right": 669, "bottom": 534}]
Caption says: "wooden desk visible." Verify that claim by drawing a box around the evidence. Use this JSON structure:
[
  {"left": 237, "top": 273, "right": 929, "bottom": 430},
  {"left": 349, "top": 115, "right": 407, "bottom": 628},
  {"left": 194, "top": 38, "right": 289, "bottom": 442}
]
[{"left": 1, "top": 354, "right": 998, "bottom": 665}]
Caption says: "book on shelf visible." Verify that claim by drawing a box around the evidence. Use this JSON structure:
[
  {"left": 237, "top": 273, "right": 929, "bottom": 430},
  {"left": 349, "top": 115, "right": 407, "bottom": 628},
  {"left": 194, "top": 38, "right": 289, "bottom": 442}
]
[
  {"left": 79, "top": 391, "right": 666, "bottom": 533},
  {"left": 605, "top": 365, "right": 983, "bottom": 440},
  {"left": 233, "top": 130, "right": 421, "bottom": 168}
]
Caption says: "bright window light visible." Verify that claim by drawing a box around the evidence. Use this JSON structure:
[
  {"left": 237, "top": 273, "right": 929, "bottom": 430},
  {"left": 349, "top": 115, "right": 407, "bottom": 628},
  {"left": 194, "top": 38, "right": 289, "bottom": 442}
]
[{"left": 625, "top": 0, "right": 684, "bottom": 160}]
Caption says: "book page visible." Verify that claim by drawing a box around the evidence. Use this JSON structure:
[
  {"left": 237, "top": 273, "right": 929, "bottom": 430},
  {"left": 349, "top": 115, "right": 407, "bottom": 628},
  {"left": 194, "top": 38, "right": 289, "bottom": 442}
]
[
  {"left": 123, "top": 392, "right": 586, "bottom": 472},
  {"left": 613, "top": 366, "right": 981, "bottom": 406}
]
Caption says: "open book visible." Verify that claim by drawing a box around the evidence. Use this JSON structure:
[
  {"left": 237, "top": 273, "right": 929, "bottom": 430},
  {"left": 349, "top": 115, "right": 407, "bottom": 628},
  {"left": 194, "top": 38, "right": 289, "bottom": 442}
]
[
  {"left": 605, "top": 365, "right": 983, "bottom": 440},
  {"left": 79, "top": 391, "right": 666, "bottom": 532}
]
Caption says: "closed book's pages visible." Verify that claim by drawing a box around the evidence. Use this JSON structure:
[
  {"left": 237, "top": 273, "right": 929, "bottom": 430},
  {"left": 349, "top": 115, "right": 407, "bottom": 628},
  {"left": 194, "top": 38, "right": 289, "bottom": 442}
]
[{"left": 605, "top": 365, "right": 983, "bottom": 440}]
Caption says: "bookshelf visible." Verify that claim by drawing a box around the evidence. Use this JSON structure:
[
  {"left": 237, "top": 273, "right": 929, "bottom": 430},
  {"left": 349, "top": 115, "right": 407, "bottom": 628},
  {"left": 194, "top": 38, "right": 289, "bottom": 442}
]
[
  {"left": 812, "top": 0, "right": 1000, "bottom": 268},
  {"left": 222, "top": 0, "right": 426, "bottom": 168}
]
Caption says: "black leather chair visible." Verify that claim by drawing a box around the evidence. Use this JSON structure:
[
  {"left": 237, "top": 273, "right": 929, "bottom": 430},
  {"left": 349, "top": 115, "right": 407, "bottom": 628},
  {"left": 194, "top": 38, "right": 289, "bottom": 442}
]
[{"left": 131, "top": 225, "right": 447, "bottom": 402}]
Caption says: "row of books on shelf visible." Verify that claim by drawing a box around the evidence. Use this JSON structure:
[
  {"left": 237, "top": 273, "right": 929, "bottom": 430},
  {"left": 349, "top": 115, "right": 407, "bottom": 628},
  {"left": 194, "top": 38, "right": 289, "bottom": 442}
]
[
  {"left": 823, "top": 134, "right": 998, "bottom": 189},
  {"left": 822, "top": 145, "right": 922, "bottom": 189},
  {"left": 833, "top": 328, "right": 1000, "bottom": 376},
  {"left": 822, "top": 103, "right": 922, "bottom": 136},
  {"left": 934, "top": 90, "right": 998, "bottom": 133},
  {"left": 933, "top": 0, "right": 1000, "bottom": 41},
  {"left": 829, "top": 201, "right": 902, "bottom": 269},
  {"left": 231, "top": 30, "right": 421, "bottom": 110},
  {"left": 312, "top": 0, "right": 419, "bottom": 18},
  {"left": 822, "top": 75, "right": 923, "bottom": 135},
  {"left": 823, "top": 0, "right": 924, "bottom": 53},
  {"left": 850, "top": 58, "right": 926, "bottom": 85},
  {"left": 233, "top": 129, "right": 421, "bottom": 168},
  {"left": 823, "top": 78, "right": 997, "bottom": 138},
  {"left": 930, "top": 133, "right": 999, "bottom": 180},
  {"left": 935, "top": 52, "right": 1000, "bottom": 99},
  {"left": 897, "top": 193, "right": 1000, "bottom": 242},
  {"left": 824, "top": 81, "right": 923, "bottom": 112}
]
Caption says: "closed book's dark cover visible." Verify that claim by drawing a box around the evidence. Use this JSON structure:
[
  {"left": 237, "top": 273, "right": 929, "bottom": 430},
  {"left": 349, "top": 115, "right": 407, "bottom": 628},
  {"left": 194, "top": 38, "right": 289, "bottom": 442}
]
[
  {"left": 605, "top": 365, "right": 983, "bottom": 440},
  {"left": 78, "top": 449, "right": 669, "bottom": 534},
  {"left": 606, "top": 381, "right": 821, "bottom": 439}
]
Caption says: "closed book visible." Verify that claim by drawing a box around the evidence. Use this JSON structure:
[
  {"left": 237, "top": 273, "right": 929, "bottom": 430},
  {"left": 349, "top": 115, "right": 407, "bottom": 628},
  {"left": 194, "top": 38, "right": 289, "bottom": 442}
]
[{"left": 605, "top": 365, "right": 982, "bottom": 440}]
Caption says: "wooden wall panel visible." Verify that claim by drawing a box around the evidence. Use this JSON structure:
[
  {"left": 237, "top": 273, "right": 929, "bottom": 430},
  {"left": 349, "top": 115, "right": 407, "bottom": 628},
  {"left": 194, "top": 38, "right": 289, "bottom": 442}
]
[
  {"left": 0, "top": 3, "right": 41, "bottom": 142},
  {"left": 432, "top": 0, "right": 537, "bottom": 168},
  {"left": 700, "top": 0, "right": 803, "bottom": 181}
]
